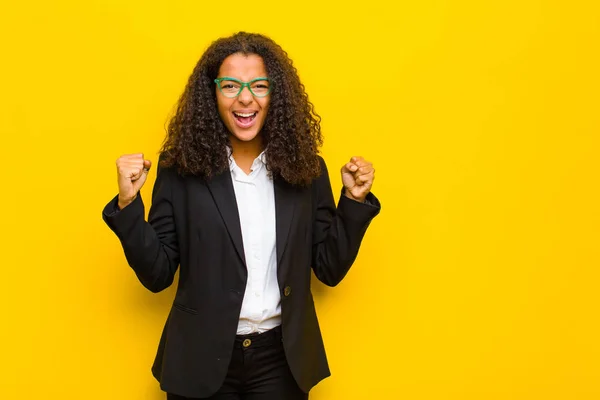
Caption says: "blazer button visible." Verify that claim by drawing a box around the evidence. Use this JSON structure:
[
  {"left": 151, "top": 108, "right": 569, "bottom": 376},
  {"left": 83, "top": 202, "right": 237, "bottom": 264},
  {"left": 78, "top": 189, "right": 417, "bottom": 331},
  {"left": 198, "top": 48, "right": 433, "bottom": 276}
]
[
  {"left": 243, "top": 339, "right": 251, "bottom": 348},
  {"left": 284, "top": 286, "right": 292, "bottom": 297}
]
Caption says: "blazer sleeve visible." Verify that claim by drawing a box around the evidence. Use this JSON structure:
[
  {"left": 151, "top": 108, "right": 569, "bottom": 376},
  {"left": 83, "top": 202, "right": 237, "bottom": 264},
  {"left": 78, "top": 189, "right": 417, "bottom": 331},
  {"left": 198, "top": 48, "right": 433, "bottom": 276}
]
[
  {"left": 311, "top": 157, "right": 381, "bottom": 286},
  {"left": 102, "top": 163, "right": 180, "bottom": 293}
]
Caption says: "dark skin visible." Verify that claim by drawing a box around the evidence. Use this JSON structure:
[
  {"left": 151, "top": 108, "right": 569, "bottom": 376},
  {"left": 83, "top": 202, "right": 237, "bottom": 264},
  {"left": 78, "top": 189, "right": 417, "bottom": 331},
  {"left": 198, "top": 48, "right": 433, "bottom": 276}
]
[{"left": 116, "top": 54, "right": 375, "bottom": 208}]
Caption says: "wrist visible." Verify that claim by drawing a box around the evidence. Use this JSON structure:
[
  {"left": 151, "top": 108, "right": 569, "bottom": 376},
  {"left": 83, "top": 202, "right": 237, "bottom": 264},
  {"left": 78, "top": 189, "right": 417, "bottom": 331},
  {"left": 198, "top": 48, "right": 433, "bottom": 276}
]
[
  {"left": 117, "top": 195, "right": 136, "bottom": 210},
  {"left": 344, "top": 188, "right": 365, "bottom": 203}
]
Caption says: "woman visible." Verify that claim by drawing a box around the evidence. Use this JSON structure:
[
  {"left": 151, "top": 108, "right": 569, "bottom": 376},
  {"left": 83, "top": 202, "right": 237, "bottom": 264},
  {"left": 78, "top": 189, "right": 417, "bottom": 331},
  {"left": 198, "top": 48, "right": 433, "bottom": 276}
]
[{"left": 103, "top": 32, "right": 381, "bottom": 399}]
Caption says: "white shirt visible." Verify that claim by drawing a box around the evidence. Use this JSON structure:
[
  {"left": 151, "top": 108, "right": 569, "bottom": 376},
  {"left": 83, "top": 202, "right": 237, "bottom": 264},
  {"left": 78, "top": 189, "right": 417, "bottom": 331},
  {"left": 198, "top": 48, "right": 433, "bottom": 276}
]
[{"left": 229, "top": 151, "right": 281, "bottom": 334}]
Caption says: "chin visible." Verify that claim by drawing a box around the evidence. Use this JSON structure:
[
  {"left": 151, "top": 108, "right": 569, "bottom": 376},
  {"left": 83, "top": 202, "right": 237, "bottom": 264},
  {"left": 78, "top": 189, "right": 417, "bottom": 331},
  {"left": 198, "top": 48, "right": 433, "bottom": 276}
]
[{"left": 231, "top": 130, "right": 260, "bottom": 142}]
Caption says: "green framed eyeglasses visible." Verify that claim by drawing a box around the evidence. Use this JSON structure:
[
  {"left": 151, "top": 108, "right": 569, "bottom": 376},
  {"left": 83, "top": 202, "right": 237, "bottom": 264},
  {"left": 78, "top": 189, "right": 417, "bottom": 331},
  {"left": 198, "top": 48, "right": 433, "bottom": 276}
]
[{"left": 214, "top": 76, "right": 272, "bottom": 98}]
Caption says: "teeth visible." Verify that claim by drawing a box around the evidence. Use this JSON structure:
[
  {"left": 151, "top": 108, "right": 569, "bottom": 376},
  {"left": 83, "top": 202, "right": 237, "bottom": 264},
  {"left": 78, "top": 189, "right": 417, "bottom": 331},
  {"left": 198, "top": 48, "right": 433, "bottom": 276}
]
[{"left": 234, "top": 112, "right": 256, "bottom": 117}]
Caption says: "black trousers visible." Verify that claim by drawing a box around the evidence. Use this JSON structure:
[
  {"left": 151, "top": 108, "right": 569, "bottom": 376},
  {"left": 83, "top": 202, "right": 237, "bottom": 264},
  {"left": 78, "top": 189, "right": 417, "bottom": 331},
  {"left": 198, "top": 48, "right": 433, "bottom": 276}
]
[{"left": 166, "top": 326, "right": 308, "bottom": 400}]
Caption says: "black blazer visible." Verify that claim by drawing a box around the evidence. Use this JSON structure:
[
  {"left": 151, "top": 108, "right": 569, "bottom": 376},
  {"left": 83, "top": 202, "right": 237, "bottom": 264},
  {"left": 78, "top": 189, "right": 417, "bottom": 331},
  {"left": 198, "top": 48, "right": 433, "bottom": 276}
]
[{"left": 102, "top": 156, "right": 381, "bottom": 397}]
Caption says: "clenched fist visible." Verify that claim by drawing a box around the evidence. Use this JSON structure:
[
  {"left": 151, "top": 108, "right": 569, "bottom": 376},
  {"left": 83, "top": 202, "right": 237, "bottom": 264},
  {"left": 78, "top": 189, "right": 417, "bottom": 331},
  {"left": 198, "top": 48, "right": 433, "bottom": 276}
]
[
  {"left": 341, "top": 156, "right": 375, "bottom": 203},
  {"left": 116, "top": 153, "right": 152, "bottom": 209}
]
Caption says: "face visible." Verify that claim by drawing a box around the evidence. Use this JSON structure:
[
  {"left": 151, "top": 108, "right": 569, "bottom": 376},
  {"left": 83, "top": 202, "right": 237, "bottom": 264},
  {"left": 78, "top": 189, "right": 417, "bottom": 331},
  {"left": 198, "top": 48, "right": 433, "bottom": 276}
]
[{"left": 216, "top": 53, "right": 271, "bottom": 146}]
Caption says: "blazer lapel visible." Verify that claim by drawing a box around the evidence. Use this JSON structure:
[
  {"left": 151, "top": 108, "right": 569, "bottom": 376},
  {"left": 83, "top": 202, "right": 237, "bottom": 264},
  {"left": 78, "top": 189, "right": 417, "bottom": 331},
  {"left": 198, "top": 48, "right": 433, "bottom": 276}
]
[
  {"left": 205, "top": 171, "right": 297, "bottom": 274},
  {"left": 274, "top": 177, "right": 296, "bottom": 267},
  {"left": 206, "top": 171, "right": 246, "bottom": 267}
]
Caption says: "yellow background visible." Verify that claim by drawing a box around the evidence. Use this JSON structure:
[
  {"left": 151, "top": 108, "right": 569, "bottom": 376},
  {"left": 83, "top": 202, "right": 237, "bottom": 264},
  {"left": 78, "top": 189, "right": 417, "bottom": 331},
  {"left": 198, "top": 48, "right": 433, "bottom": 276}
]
[{"left": 2, "top": 0, "right": 600, "bottom": 398}]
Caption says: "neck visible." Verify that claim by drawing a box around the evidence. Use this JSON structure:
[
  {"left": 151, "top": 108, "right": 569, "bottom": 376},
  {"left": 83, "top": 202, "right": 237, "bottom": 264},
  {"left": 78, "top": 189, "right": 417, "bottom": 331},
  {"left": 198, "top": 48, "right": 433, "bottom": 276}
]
[{"left": 230, "top": 135, "right": 263, "bottom": 174}]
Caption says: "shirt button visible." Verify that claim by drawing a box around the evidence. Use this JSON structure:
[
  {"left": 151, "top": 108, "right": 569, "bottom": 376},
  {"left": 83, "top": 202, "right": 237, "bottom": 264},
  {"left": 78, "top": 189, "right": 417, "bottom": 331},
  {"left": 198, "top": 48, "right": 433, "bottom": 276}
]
[{"left": 255, "top": 292, "right": 260, "bottom": 297}]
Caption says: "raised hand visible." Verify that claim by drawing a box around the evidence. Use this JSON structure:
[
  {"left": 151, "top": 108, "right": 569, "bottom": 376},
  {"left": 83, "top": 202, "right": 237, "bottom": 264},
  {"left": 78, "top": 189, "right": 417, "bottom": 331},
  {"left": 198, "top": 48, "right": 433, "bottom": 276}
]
[
  {"left": 341, "top": 156, "right": 375, "bottom": 203},
  {"left": 116, "top": 153, "right": 152, "bottom": 209}
]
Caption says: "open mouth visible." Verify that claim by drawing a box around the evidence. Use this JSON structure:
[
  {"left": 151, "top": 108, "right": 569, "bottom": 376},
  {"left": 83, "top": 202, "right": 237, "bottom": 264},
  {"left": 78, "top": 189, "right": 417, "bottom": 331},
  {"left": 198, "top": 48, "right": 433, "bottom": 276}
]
[{"left": 233, "top": 111, "right": 258, "bottom": 126}]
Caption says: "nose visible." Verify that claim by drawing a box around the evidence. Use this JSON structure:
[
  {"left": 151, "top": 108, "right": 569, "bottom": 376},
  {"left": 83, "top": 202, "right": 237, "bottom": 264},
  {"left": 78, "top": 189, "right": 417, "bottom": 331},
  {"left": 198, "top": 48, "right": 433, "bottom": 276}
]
[{"left": 237, "top": 86, "right": 254, "bottom": 105}]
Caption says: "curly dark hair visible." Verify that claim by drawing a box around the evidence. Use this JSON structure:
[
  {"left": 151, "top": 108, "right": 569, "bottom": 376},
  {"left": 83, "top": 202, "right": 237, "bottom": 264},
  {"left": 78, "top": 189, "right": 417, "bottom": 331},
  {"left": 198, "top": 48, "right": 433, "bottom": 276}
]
[{"left": 160, "top": 32, "right": 323, "bottom": 186}]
